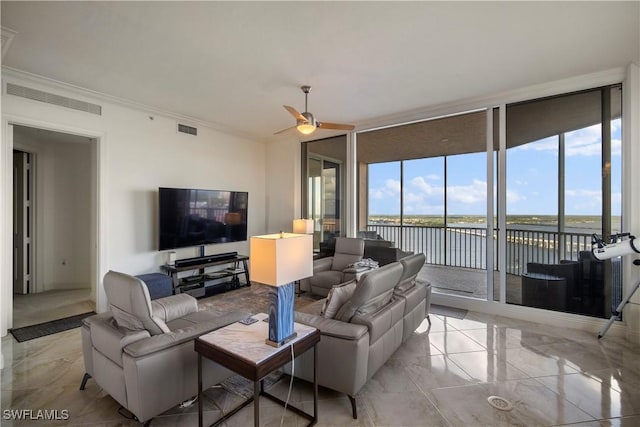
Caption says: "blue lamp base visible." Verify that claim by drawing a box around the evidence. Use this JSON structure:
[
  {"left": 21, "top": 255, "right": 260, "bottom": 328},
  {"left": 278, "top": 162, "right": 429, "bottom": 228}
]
[{"left": 266, "top": 282, "right": 297, "bottom": 347}]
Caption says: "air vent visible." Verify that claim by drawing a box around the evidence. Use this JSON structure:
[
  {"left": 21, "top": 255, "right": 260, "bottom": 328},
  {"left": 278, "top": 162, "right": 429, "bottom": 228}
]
[
  {"left": 177, "top": 123, "right": 198, "bottom": 136},
  {"left": 7, "top": 83, "right": 102, "bottom": 115}
]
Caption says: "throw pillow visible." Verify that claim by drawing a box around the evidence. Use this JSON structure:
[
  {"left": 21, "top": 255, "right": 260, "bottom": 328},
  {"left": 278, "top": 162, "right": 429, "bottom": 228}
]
[{"left": 321, "top": 280, "right": 357, "bottom": 319}]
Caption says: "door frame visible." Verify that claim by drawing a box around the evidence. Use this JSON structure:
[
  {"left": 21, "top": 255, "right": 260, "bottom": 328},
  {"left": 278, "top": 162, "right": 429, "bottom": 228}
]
[
  {"left": 12, "top": 148, "right": 36, "bottom": 295},
  {"left": 306, "top": 152, "right": 344, "bottom": 247},
  {"left": 2, "top": 115, "right": 107, "bottom": 335}
]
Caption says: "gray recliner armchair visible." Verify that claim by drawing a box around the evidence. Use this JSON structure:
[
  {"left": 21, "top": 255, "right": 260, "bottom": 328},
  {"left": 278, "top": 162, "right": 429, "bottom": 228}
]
[
  {"left": 303, "top": 237, "right": 365, "bottom": 297},
  {"left": 80, "top": 270, "right": 248, "bottom": 425}
]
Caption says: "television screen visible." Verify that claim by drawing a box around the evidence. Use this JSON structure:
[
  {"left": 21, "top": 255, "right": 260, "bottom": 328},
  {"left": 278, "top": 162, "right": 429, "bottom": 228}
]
[{"left": 158, "top": 187, "right": 248, "bottom": 250}]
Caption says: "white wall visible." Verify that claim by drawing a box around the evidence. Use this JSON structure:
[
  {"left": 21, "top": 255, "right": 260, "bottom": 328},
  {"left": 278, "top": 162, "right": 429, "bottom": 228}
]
[
  {"left": 1, "top": 71, "right": 267, "bottom": 332},
  {"left": 14, "top": 130, "right": 92, "bottom": 292},
  {"left": 265, "top": 136, "right": 300, "bottom": 234}
]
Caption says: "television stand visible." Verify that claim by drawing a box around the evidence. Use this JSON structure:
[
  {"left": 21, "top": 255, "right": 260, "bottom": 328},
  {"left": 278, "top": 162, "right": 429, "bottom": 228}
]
[{"left": 161, "top": 254, "right": 249, "bottom": 298}]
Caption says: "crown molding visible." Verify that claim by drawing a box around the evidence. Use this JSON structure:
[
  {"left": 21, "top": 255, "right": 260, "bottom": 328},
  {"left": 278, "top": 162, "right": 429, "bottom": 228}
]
[
  {"left": 1, "top": 66, "right": 265, "bottom": 142},
  {"left": 1, "top": 27, "right": 17, "bottom": 60}
]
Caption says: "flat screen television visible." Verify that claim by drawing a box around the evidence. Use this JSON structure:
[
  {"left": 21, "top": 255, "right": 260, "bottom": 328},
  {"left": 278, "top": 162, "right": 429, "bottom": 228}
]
[{"left": 158, "top": 187, "right": 248, "bottom": 250}]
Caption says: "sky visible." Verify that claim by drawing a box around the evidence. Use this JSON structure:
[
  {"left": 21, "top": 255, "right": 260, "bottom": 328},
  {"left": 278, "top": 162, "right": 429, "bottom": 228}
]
[{"left": 368, "top": 119, "right": 622, "bottom": 217}]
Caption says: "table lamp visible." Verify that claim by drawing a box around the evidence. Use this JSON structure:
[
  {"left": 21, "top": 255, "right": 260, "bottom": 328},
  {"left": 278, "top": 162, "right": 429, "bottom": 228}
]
[
  {"left": 293, "top": 219, "right": 314, "bottom": 234},
  {"left": 250, "top": 232, "right": 313, "bottom": 346}
]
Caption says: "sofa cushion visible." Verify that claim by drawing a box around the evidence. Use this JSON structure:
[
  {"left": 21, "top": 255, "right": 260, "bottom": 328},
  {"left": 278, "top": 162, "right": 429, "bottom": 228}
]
[
  {"left": 104, "top": 270, "right": 170, "bottom": 335},
  {"left": 321, "top": 280, "right": 357, "bottom": 319},
  {"left": 151, "top": 294, "right": 198, "bottom": 323},
  {"left": 336, "top": 262, "right": 403, "bottom": 322},
  {"left": 396, "top": 253, "right": 426, "bottom": 292},
  {"left": 331, "top": 237, "right": 365, "bottom": 271},
  {"left": 310, "top": 270, "right": 345, "bottom": 290}
]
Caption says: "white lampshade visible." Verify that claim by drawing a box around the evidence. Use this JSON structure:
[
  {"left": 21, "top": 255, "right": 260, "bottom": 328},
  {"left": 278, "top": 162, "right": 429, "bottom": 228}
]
[
  {"left": 250, "top": 233, "right": 313, "bottom": 286},
  {"left": 293, "top": 219, "right": 314, "bottom": 234}
]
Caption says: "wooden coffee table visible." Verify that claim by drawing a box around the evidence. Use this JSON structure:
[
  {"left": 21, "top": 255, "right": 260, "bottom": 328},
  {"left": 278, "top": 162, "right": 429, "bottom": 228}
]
[{"left": 195, "top": 313, "right": 320, "bottom": 426}]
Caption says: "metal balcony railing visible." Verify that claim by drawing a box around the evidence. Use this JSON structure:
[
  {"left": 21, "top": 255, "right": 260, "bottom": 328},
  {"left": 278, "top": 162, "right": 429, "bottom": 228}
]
[{"left": 367, "top": 224, "right": 593, "bottom": 275}]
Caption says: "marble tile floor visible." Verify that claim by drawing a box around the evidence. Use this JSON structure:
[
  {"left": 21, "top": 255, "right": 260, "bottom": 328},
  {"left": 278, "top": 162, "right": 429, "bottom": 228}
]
[
  {"left": 2, "top": 299, "right": 640, "bottom": 426},
  {"left": 12, "top": 288, "right": 95, "bottom": 329}
]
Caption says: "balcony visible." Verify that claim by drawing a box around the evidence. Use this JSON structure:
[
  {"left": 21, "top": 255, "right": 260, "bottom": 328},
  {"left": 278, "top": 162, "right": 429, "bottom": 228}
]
[{"left": 367, "top": 224, "right": 620, "bottom": 318}]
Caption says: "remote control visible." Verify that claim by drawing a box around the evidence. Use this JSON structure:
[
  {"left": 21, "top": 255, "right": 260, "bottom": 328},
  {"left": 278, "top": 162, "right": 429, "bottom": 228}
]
[{"left": 238, "top": 317, "right": 258, "bottom": 325}]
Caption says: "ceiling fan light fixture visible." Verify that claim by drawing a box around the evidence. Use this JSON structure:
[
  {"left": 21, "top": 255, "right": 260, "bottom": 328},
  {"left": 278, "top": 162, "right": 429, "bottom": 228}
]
[
  {"left": 297, "top": 111, "right": 317, "bottom": 134},
  {"left": 276, "top": 86, "right": 354, "bottom": 135},
  {"left": 297, "top": 122, "right": 316, "bottom": 134}
]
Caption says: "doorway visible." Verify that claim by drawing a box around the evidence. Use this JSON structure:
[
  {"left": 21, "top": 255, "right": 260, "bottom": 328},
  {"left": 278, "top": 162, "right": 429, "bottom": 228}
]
[
  {"left": 307, "top": 155, "right": 343, "bottom": 251},
  {"left": 11, "top": 125, "right": 96, "bottom": 329},
  {"left": 302, "top": 135, "right": 347, "bottom": 252},
  {"left": 13, "top": 149, "right": 31, "bottom": 295}
]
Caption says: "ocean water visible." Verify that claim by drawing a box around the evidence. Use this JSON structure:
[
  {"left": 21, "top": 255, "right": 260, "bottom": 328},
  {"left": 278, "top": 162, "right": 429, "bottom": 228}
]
[{"left": 368, "top": 221, "right": 605, "bottom": 274}]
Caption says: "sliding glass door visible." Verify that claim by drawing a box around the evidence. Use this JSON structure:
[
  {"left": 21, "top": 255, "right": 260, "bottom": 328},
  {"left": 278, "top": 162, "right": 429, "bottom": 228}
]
[
  {"left": 302, "top": 135, "right": 347, "bottom": 252},
  {"left": 504, "top": 85, "right": 622, "bottom": 317},
  {"left": 355, "top": 84, "right": 622, "bottom": 319}
]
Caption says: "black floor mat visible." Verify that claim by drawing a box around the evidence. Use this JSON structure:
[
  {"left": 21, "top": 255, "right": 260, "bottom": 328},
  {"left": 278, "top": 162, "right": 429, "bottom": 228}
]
[{"left": 9, "top": 311, "right": 95, "bottom": 342}]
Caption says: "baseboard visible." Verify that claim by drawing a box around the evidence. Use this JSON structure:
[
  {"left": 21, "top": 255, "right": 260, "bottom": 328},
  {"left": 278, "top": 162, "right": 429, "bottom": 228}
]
[{"left": 431, "top": 292, "right": 628, "bottom": 338}]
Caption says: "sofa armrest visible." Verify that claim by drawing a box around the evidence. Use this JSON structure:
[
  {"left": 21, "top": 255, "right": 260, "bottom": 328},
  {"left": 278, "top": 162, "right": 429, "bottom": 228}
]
[
  {"left": 90, "top": 317, "right": 151, "bottom": 366},
  {"left": 294, "top": 312, "right": 368, "bottom": 341},
  {"left": 123, "top": 311, "right": 248, "bottom": 358},
  {"left": 151, "top": 293, "right": 198, "bottom": 323},
  {"left": 82, "top": 311, "right": 113, "bottom": 328},
  {"left": 313, "top": 257, "right": 334, "bottom": 273}
]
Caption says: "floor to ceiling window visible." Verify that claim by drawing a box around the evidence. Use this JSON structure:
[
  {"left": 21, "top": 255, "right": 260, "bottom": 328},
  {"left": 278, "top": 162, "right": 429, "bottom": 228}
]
[
  {"left": 354, "top": 84, "right": 622, "bottom": 319},
  {"left": 504, "top": 85, "right": 622, "bottom": 318},
  {"left": 359, "top": 111, "right": 489, "bottom": 299}
]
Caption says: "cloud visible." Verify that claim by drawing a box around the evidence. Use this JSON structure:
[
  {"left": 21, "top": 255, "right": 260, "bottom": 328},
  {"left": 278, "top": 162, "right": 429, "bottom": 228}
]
[
  {"left": 506, "top": 188, "right": 525, "bottom": 203},
  {"left": 612, "top": 138, "right": 621, "bottom": 156},
  {"left": 512, "top": 136, "right": 558, "bottom": 153},
  {"left": 400, "top": 176, "right": 445, "bottom": 213},
  {"left": 369, "top": 178, "right": 401, "bottom": 200},
  {"left": 426, "top": 174, "right": 440, "bottom": 181},
  {"left": 510, "top": 123, "right": 621, "bottom": 158},
  {"left": 447, "top": 179, "right": 487, "bottom": 204},
  {"left": 565, "top": 188, "right": 602, "bottom": 211},
  {"left": 410, "top": 176, "right": 443, "bottom": 196},
  {"left": 386, "top": 179, "right": 401, "bottom": 194}
]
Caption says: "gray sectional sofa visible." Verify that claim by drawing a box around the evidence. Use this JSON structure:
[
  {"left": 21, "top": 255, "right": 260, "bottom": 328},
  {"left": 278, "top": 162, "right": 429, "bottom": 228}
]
[{"left": 285, "top": 253, "right": 431, "bottom": 418}]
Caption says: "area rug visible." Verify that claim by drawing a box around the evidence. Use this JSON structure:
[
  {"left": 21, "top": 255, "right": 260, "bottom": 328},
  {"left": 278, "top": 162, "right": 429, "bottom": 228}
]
[
  {"left": 9, "top": 311, "right": 95, "bottom": 342},
  {"left": 430, "top": 304, "right": 467, "bottom": 319},
  {"left": 198, "top": 283, "right": 318, "bottom": 316},
  {"left": 220, "top": 371, "right": 284, "bottom": 398}
]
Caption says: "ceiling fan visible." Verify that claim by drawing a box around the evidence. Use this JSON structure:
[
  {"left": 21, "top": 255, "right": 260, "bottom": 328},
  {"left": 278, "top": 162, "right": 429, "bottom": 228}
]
[{"left": 274, "top": 85, "right": 355, "bottom": 135}]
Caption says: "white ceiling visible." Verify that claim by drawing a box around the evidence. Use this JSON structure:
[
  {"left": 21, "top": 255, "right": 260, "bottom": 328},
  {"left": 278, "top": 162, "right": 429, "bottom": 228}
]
[{"left": 1, "top": 1, "right": 639, "bottom": 140}]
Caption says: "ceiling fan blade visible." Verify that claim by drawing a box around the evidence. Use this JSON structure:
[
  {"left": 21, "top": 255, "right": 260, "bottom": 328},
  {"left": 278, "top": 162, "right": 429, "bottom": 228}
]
[
  {"left": 283, "top": 105, "right": 307, "bottom": 122},
  {"left": 273, "top": 125, "right": 296, "bottom": 135},
  {"left": 317, "top": 121, "right": 355, "bottom": 131}
]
